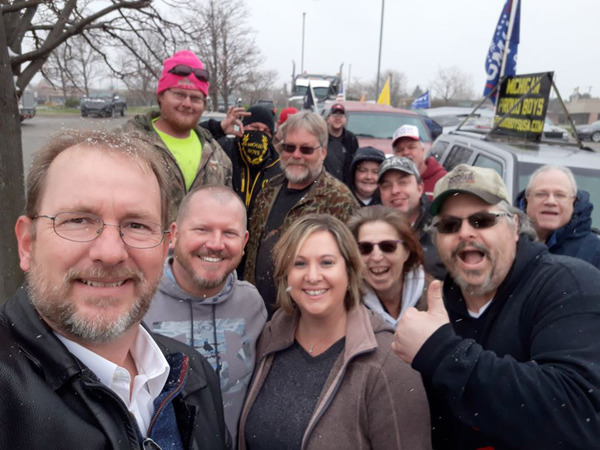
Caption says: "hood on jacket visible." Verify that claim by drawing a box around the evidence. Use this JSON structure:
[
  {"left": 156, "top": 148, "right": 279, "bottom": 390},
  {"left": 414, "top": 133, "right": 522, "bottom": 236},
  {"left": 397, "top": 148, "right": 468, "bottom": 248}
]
[
  {"left": 348, "top": 146, "right": 386, "bottom": 193},
  {"left": 159, "top": 257, "right": 236, "bottom": 305},
  {"left": 516, "top": 188, "right": 593, "bottom": 243}
]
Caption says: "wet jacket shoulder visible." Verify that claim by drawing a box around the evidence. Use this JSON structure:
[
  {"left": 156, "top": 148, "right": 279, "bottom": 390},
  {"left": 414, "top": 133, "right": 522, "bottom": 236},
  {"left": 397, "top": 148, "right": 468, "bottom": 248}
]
[
  {"left": 413, "top": 236, "right": 600, "bottom": 449},
  {"left": 0, "top": 286, "right": 230, "bottom": 450},
  {"left": 244, "top": 170, "right": 359, "bottom": 284},
  {"left": 238, "top": 305, "right": 431, "bottom": 450},
  {"left": 122, "top": 111, "right": 232, "bottom": 218}
]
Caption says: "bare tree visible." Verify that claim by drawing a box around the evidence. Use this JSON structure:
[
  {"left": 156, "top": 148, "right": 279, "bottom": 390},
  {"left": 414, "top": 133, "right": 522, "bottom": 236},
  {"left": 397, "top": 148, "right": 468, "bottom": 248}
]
[
  {"left": 42, "top": 42, "right": 79, "bottom": 103},
  {"left": 0, "top": 0, "right": 181, "bottom": 302},
  {"left": 187, "top": 0, "right": 262, "bottom": 110},
  {"left": 430, "top": 66, "right": 475, "bottom": 103},
  {"left": 347, "top": 69, "right": 408, "bottom": 105},
  {"left": 239, "top": 69, "right": 278, "bottom": 106}
]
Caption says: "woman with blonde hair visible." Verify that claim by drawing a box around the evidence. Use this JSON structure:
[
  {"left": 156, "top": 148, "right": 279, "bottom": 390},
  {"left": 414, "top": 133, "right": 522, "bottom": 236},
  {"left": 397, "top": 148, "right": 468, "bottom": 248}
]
[
  {"left": 348, "top": 205, "right": 431, "bottom": 328},
  {"left": 238, "top": 213, "right": 431, "bottom": 449}
]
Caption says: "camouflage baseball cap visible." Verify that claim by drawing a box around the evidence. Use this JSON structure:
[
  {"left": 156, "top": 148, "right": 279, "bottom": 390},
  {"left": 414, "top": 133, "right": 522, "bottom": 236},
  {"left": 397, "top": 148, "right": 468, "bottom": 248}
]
[
  {"left": 430, "top": 164, "right": 511, "bottom": 215},
  {"left": 377, "top": 156, "right": 422, "bottom": 184}
]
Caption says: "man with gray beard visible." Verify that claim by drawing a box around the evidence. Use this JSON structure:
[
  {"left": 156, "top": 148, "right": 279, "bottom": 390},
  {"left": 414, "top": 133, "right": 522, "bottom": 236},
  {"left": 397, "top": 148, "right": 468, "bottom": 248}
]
[
  {"left": 1, "top": 130, "right": 229, "bottom": 449},
  {"left": 243, "top": 111, "right": 359, "bottom": 316},
  {"left": 392, "top": 164, "right": 600, "bottom": 449},
  {"left": 144, "top": 185, "right": 266, "bottom": 446}
]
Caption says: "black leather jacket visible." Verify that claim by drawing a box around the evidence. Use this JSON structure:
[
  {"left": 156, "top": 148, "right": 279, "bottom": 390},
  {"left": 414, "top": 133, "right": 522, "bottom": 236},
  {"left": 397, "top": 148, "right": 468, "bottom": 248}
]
[{"left": 0, "top": 285, "right": 230, "bottom": 449}]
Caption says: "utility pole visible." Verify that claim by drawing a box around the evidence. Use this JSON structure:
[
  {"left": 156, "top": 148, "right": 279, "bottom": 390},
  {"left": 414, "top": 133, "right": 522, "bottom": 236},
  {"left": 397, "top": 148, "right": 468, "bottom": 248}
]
[
  {"left": 301, "top": 12, "right": 306, "bottom": 73},
  {"left": 375, "top": 0, "right": 385, "bottom": 99}
]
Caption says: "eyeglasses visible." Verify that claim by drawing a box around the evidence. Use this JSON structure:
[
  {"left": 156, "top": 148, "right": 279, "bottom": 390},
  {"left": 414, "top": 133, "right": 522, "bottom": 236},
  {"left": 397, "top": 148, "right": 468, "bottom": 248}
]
[
  {"left": 168, "top": 89, "right": 205, "bottom": 104},
  {"left": 431, "top": 211, "right": 511, "bottom": 234},
  {"left": 34, "top": 212, "right": 169, "bottom": 249},
  {"left": 168, "top": 64, "right": 210, "bottom": 83},
  {"left": 281, "top": 143, "right": 322, "bottom": 155},
  {"left": 357, "top": 240, "right": 403, "bottom": 255},
  {"left": 529, "top": 191, "right": 574, "bottom": 202}
]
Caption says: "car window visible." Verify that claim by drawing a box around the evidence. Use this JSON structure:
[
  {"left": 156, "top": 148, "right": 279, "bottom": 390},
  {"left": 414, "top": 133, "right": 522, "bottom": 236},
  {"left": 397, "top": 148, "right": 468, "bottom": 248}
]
[
  {"left": 346, "top": 112, "right": 431, "bottom": 142},
  {"left": 473, "top": 154, "right": 503, "bottom": 176},
  {"left": 430, "top": 140, "right": 449, "bottom": 161},
  {"left": 444, "top": 145, "right": 473, "bottom": 170},
  {"left": 519, "top": 162, "right": 600, "bottom": 227}
]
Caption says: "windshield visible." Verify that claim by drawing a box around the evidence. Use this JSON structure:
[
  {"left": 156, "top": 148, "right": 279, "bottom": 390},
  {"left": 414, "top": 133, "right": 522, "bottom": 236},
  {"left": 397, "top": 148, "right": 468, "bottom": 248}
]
[
  {"left": 313, "top": 87, "right": 329, "bottom": 100},
  {"left": 346, "top": 112, "right": 431, "bottom": 142},
  {"left": 293, "top": 86, "right": 308, "bottom": 96},
  {"left": 519, "top": 163, "right": 600, "bottom": 227}
]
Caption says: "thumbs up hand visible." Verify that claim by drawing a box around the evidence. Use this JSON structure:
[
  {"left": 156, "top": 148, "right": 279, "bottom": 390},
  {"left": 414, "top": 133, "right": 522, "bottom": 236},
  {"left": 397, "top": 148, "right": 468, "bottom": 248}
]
[{"left": 392, "top": 280, "right": 450, "bottom": 364}]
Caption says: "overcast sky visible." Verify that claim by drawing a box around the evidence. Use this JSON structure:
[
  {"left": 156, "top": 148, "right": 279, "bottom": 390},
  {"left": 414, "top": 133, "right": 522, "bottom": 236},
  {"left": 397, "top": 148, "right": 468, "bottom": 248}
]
[{"left": 247, "top": 0, "right": 596, "bottom": 99}]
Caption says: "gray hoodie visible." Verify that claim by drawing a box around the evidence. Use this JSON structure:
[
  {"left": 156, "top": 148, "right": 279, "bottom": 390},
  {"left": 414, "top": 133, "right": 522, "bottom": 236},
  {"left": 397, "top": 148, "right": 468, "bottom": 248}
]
[{"left": 144, "top": 258, "right": 267, "bottom": 446}]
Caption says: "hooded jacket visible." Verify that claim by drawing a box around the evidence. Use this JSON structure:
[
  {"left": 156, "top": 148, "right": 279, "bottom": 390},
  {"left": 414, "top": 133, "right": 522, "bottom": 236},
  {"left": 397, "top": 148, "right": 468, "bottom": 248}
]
[
  {"left": 421, "top": 156, "right": 447, "bottom": 200},
  {"left": 122, "top": 111, "right": 233, "bottom": 220},
  {"left": 144, "top": 259, "right": 267, "bottom": 446},
  {"left": 238, "top": 305, "right": 431, "bottom": 450},
  {"left": 348, "top": 146, "right": 385, "bottom": 206},
  {"left": 0, "top": 285, "right": 229, "bottom": 449},
  {"left": 362, "top": 264, "right": 431, "bottom": 328},
  {"left": 217, "top": 134, "right": 281, "bottom": 221},
  {"left": 413, "top": 236, "right": 600, "bottom": 449},
  {"left": 516, "top": 189, "right": 600, "bottom": 269}
]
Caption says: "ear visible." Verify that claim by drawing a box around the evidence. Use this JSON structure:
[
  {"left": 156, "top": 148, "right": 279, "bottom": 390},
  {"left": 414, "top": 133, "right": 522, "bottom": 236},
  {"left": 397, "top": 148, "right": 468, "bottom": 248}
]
[
  {"left": 242, "top": 230, "right": 249, "bottom": 249},
  {"left": 417, "top": 180, "right": 425, "bottom": 197},
  {"left": 168, "top": 221, "right": 178, "bottom": 250},
  {"left": 512, "top": 214, "right": 520, "bottom": 242},
  {"left": 15, "top": 216, "right": 34, "bottom": 272},
  {"left": 320, "top": 145, "right": 327, "bottom": 160}
]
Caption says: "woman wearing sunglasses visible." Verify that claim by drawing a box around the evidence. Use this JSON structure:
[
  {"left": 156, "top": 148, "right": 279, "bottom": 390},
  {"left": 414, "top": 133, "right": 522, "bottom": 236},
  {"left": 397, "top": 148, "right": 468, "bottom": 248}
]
[
  {"left": 238, "top": 214, "right": 431, "bottom": 449},
  {"left": 348, "top": 205, "right": 431, "bottom": 327}
]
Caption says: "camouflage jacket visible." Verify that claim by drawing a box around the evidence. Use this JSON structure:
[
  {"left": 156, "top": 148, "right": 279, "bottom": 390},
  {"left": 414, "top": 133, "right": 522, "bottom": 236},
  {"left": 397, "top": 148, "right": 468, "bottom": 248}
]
[
  {"left": 122, "top": 111, "right": 232, "bottom": 220},
  {"left": 244, "top": 170, "right": 360, "bottom": 285}
]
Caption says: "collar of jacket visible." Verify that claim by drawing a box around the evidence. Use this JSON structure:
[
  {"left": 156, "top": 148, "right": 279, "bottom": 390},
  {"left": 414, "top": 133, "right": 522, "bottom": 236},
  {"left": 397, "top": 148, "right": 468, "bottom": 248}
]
[
  {"left": 2, "top": 284, "right": 209, "bottom": 396},
  {"left": 256, "top": 304, "right": 388, "bottom": 364}
]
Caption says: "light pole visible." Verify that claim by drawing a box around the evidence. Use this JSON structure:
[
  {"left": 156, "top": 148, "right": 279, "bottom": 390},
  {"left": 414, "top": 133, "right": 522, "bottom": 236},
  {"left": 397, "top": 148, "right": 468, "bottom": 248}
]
[
  {"left": 301, "top": 12, "right": 306, "bottom": 73},
  {"left": 375, "top": 0, "right": 385, "bottom": 98}
]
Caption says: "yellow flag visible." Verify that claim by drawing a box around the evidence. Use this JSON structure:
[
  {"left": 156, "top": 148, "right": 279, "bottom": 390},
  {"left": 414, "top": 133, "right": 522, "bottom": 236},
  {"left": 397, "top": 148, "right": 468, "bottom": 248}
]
[
  {"left": 377, "top": 77, "right": 391, "bottom": 105},
  {"left": 360, "top": 94, "right": 366, "bottom": 102}
]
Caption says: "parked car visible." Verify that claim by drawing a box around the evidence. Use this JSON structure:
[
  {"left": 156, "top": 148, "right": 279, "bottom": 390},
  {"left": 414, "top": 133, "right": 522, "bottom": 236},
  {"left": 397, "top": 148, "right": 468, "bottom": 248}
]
[
  {"left": 425, "top": 106, "right": 495, "bottom": 133},
  {"left": 81, "top": 92, "right": 127, "bottom": 118},
  {"left": 255, "top": 99, "right": 277, "bottom": 116},
  {"left": 430, "top": 130, "right": 600, "bottom": 226},
  {"left": 19, "top": 89, "right": 36, "bottom": 122},
  {"left": 321, "top": 101, "right": 433, "bottom": 154},
  {"left": 576, "top": 120, "right": 600, "bottom": 143}
]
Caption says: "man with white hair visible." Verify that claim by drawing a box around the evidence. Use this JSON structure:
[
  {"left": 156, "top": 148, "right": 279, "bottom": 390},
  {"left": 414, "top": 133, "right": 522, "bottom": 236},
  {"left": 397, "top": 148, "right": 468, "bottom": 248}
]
[{"left": 517, "top": 164, "right": 600, "bottom": 269}]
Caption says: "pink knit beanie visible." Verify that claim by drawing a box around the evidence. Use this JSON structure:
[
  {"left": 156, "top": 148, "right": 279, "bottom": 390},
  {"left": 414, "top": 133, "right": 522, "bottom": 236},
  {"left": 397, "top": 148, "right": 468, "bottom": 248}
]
[{"left": 157, "top": 50, "right": 209, "bottom": 97}]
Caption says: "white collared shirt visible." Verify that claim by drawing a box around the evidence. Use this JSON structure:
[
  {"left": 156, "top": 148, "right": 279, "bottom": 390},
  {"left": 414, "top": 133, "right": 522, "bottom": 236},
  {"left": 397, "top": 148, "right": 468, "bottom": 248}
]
[{"left": 56, "top": 326, "right": 170, "bottom": 436}]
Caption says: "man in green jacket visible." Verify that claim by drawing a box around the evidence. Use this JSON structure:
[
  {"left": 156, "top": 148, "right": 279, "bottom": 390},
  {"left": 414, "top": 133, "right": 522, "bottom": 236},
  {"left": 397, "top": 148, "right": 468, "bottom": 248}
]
[{"left": 123, "top": 50, "right": 232, "bottom": 220}]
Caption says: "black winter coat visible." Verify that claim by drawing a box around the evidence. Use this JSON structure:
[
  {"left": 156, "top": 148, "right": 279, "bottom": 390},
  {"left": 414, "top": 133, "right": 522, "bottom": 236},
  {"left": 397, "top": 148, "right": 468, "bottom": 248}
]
[
  {"left": 413, "top": 236, "right": 600, "bottom": 449},
  {"left": 0, "top": 286, "right": 230, "bottom": 450}
]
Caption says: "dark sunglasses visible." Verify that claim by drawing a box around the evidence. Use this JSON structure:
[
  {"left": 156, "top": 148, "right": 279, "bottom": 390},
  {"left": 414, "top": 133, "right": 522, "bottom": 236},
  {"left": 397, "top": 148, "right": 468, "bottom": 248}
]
[
  {"left": 357, "top": 240, "right": 402, "bottom": 255},
  {"left": 432, "top": 211, "right": 511, "bottom": 234},
  {"left": 168, "top": 64, "right": 210, "bottom": 82},
  {"left": 281, "top": 143, "right": 321, "bottom": 155}
]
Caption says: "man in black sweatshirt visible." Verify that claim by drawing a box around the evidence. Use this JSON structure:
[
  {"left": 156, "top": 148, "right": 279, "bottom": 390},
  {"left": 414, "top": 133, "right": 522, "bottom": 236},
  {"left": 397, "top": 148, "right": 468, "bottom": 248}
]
[{"left": 393, "top": 163, "right": 600, "bottom": 449}]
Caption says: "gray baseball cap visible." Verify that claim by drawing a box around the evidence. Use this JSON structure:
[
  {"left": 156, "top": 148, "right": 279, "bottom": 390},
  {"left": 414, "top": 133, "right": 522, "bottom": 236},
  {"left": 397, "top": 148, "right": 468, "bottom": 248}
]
[
  {"left": 377, "top": 156, "right": 422, "bottom": 183},
  {"left": 430, "top": 164, "right": 511, "bottom": 215}
]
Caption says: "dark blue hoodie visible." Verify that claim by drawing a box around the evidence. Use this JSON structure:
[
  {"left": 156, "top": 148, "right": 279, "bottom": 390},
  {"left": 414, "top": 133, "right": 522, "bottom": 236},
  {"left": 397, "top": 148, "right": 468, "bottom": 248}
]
[{"left": 516, "top": 189, "right": 600, "bottom": 269}]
